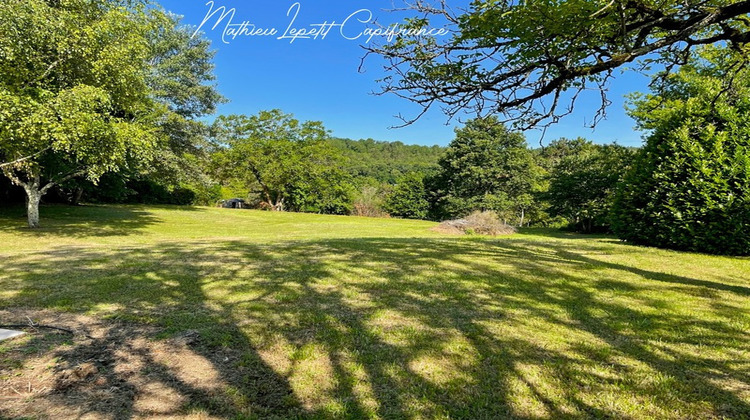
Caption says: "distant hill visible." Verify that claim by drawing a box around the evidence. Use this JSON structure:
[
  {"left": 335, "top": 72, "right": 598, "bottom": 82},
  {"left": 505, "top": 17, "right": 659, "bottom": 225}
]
[{"left": 328, "top": 138, "right": 445, "bottom": 184}]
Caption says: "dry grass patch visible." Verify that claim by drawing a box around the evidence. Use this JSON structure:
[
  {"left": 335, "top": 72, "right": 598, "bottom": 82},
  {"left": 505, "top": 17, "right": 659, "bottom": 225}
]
[
  {"left": 0, "top": 309, "right": 299, "bottom": 419},
  {"left": 433, "top": 211, "right": 518, "bottom": 236}
]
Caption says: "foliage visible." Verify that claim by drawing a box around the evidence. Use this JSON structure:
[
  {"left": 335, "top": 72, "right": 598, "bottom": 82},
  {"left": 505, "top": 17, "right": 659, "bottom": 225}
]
[
  {"left": 370, "top": 0, "right": 750, "bottom": 129},
  {"left": 0, "top": 0, "right": 222, "bottom": 226},
  {"left": 351, "top": 185, "right": 391, "bottom": 218},
  {"left": 141, "top": 11, "right": 225, "bottom": 198},
  {"left": 612, "top": 47, "right": 750, "bottom": 255},
  {"left": 384, "top": 172, "right": 430, "bottom": 219},
  {"left": 546, "top": 139, "right": 635, "bottom": 233},
  {"left": 430, "top": 117, "right": 541, "bottom": 224},
  {"left": 212, "top": 110, "right": 354, "bottom": 214},
  {"left": 0, "top": 0, "right": 160, "bottom": 180},
  {"left": 327, "top": 137, "right": 444, "bottom": 185},
  {"left": 61, "top": 11, "right": 225, "bottom": 208}
]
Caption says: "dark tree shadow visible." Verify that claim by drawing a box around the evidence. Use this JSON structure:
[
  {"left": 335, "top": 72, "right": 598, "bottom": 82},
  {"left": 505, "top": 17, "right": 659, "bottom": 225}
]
[
  {"left": 1, "top": 236, "right": 748, "bottom": 418},
  {"left": 0, "top": 204, "right": 172, "bottom": 237}
]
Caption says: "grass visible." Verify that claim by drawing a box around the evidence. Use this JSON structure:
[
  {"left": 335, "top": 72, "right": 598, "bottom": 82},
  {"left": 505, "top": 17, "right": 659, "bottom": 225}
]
[{"left": 0, "top": 204, "right": 749, "bottom": 419}]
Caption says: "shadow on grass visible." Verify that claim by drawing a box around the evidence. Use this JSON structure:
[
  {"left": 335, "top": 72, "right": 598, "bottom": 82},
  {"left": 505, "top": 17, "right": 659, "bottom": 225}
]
[
  {"left": 0, "top": 204, "right": 200, "bottom": 237},
  {"left": 1, "top": 236, "right": 749, "bottom": 418},
  {"left": 518, "top": 227, "right": 617, "bottom": 241}
]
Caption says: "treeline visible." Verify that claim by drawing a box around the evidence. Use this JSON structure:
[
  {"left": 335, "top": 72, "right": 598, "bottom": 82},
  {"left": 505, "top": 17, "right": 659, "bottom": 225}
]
[
  {"left": 328, "top": 138, "right": 444, "bottom": 184},
  {"left": 0, "top": 104, "right": 633, "bottom": 233}
]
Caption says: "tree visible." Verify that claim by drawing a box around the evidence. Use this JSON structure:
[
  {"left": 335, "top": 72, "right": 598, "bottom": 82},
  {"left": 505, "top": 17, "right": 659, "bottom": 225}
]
[
  {"left": 430, "top": 117, "right": 540, "bottom": 223},
  {"left": 64, "top": 11, "right": 226, "bottom": 206},
  {"left": 143, "top": 11, "right": 225, "bottom": 193},
  {"left": 611, "top": 47, "right": 750, "bottom": 255},
  {"left": 212, "top": 110, "right": 353, "bottom": 214},
  {"left": 546, "top": 140, "right": 635, "bottom": 233},
  {"left": 384, "top": 172, "right": 430, "bottom": 219},
  {"left": 285, "top": 141, "right": 354, "bottom": 215},
  {"left": 0, "top": 0, "right": 162, "bottom": 227},
  {"left": 370, "top": 0, "right": 750, "bottom": 130}
]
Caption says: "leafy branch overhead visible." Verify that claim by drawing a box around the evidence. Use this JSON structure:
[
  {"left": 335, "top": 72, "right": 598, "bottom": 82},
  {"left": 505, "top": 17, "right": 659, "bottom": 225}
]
[{"left": 369, "top": 0, "right": 750, "bottom": 130}]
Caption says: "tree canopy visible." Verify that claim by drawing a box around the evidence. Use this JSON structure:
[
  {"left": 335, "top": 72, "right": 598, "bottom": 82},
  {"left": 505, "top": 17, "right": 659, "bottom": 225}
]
[
  {"left": 545, "top": 139, "right": 635, "bottom": 233},
  {"left": 0, "top": 0, "right": 162, "bottom": 227},
  {"left": 0, "top": 0, "right": 223, "bottom": 227},
  {"left": 370, "top": 0, "right": 750, "bottom": 130},
  {"left": 429, "top": 116, "right": 540, "bottom": 223},
  {"left": 211, "top": 110, "right": 353, "bottom": 214}
]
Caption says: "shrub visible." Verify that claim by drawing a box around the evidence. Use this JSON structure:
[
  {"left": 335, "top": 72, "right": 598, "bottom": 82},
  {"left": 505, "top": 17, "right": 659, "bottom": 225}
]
[
  {"left": 545, "top": 141, "right": 635, "bottom": 233},
  {"left": 611, "top": 47, "right": 750, "bottom": 255},
  {"left": 169, "top": 188, "right": 197, "bottom": 205},
  {"left": 383, "top": 172, "right": 429, "bottom": 219},
  {"left": 611, "top": 128, "right": 750, "bottom": 255},
  {"left": 351, "top": 186, "right": 390, "bottom": 218}
]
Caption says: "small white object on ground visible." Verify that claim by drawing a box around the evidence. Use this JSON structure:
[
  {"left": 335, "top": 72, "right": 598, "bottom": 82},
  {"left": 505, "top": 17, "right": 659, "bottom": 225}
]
[{"left": 0, "top": 329, "right": 25, "bottom": 341}]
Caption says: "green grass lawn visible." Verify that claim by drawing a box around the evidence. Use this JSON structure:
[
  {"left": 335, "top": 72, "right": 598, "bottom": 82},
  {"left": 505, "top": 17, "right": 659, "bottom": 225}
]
[{"left": 1, "top": 205, "right": 749, "bottom": 419}]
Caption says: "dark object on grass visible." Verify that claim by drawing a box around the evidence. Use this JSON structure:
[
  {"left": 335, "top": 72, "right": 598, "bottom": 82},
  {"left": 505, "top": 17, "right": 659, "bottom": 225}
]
[
  {"left": 0, "top": 323, "right": 78, "bottom": 336},
  {"left": 172, "top": 329, "right": 201, "bottom": 346},
  {"left": 218, "top": 198, "right": 247, "bottom": 209}
]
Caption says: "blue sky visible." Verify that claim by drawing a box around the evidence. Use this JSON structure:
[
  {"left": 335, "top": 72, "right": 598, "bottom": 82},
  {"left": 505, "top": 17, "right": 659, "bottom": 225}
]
[{"left": 156, "top": 0, "right": 651, "bottom": 147}]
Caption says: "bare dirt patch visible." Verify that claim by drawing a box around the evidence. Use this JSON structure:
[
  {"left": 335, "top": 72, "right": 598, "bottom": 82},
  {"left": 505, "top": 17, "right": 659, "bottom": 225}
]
[{"left": 0, "top": 309, "right": 249, "bottom": 419}]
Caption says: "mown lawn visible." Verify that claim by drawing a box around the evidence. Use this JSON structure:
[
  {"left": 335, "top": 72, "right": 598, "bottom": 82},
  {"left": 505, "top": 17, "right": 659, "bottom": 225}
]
[{"left": 0, "top": 205, "right": 749, "bottom": 419}]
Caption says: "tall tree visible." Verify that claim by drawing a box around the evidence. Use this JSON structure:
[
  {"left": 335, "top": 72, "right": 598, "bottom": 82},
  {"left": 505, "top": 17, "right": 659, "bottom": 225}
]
[
  {"left": 384, "top": 172, "right": 430, "bottom": 219},
  {"left": 430, "top": 117, "right": 539, "bottom": 223},
  {"left": 546, "top": 140, "right": 635, "bottom": 233},
  {"left": 612, "top": 46, "right": 750, "bottom": 255},
  {"left": 145, "top": 11, "right": 225, "bottom": 188},
  {"left": 370, "top": 0, "right": 750, "bottom": 130},
  {"left": 212, "top": 110, "right": 353, "bottom": 213},
  {"left": 0, "top": 0, "right": 161, "bottom": 227}
]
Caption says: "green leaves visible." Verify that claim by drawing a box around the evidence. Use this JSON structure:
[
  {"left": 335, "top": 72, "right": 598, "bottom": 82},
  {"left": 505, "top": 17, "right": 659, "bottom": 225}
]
[
  {"left": 431, "top": 116, "right": 539, "bottom": 222},
  {"left": 546, "top": 139, "right": 635, "bottom": 233},
  {"left": 0, "top": 0, "right": 162, "bottom": 184},
  {"left": 612, "top": 47, "right": 750, "bottom": 255},
  {"left": 372, "top": 0, "right": 750, "bottom": 129},
  {"left": 384, "top": 172, "right": 430, "bottom": 219},
  {"left": 211, "top": 110, "right": 353, "bottom": 214}
]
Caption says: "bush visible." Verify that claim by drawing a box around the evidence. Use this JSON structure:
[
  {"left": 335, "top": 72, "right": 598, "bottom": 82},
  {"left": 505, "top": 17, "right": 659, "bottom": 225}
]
[
  {"left": 611, "top": 130, "right": 750, "bottom": 255},
  {"left": 383, "top": 172, "right": 429, "bottom": 219},
  {"left": 545, "top": 141, "right": 635, "bottom": 233},
  {"left": 433, "top": 211, "right": 517, "bottom": 236},
  {"left": 169, "top": 188, "right": 197, "bottom": 205},
  {"left": 351, "top": 186, "right": 390, "bottom": 218},
  {"left": 611, "top": 47, "right": 750, "bottom": 255}
]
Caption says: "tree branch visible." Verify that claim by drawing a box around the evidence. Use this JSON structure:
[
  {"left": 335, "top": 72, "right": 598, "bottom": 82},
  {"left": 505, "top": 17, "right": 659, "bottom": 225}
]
[
  {"left": 0, "top": 147, "right": 52, "bottom": 170},
  {"left": 367, "top": 0, "right": 750, "bottom": 130},
  {"left": 40, "top": 169, "right": 88, "bottom": 195}
]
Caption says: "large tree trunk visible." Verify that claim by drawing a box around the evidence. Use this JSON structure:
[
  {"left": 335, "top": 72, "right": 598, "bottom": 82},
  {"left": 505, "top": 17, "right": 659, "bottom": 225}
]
[
  {"left": 274, "top": 197, "right": 285, "bottom": 212},
  {"left": 3, "top": 166, "right": 85, "bottom": 229},
  {"left": 71, "top": 187, "right": 84, "bottom": 205},
  {"left": 24, "top": 185, "right": 42, "bottom": 228}
]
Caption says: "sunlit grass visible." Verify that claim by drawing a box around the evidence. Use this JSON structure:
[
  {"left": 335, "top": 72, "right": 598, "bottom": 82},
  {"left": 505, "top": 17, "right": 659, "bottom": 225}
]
[{"left": 0, "top": 204, "right": 749, "bottom": 418}]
